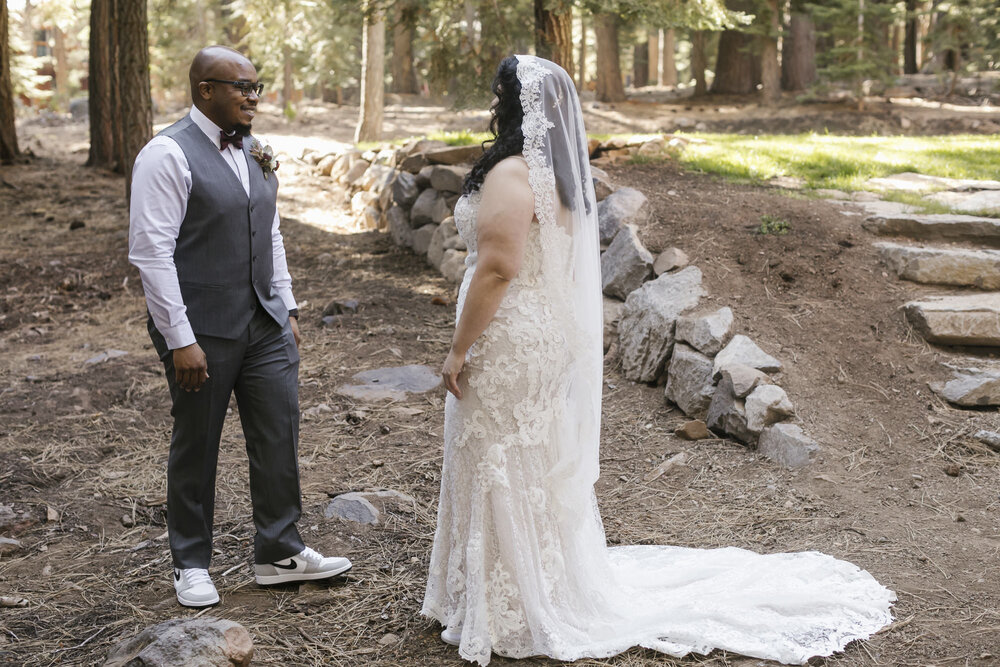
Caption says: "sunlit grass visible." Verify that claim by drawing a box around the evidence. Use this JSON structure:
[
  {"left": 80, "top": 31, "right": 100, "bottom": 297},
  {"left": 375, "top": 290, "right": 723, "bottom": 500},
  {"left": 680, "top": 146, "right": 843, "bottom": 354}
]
[{"left": 667, "top": 133, "right": 1000, "bottom": 191}]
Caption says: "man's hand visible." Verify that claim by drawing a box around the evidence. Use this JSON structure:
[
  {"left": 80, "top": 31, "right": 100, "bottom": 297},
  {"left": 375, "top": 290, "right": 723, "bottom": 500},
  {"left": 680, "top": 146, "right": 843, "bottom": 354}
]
[
  {"left": 173, "top": 343, "right": 209, "bottom": 392},
  {"left": 290, "top": 316, "right": 300, "bottom": 348}
]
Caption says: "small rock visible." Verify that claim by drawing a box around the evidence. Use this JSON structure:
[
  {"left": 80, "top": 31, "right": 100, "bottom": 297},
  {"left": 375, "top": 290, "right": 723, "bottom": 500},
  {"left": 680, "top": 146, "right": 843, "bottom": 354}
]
[
  {"left": 744, "top": 384, "right": 795, "bottom": 433},
  {"left": 674, "top": 306, "right": 733, "bottom": 356},
  {"left": 391, "top": 171, "right": 420, "bottom": 209},
  {"left": 428, "top": 165, "right": 468, "bottom": 194},
  {"left": 712, "top": 335, "right": 782, "bottom": 377},
  {"left": 69, "top": 220, "right": 85, "bottom": 231},
  {"left": 653, "top": 247, "right": 689, "bottom": 275},
  {"left": 664, "top": 344, "right": 715, "bottom": 419},
  {"left": 974, "top": 430, "right": 1000, "bottom": 452},
  {"left": 424, "top": 144, "right": 484, "bottom": 166},
  {"left": 325, "top": 493, "right": 380, "bottom": 525},
  {"left": 930, "top": 366, "right": 1000, "bottom": 407},
  {"left": 944, "top": 464, "right": 961, "bottom": 477},
  {"left": 758, "top": 423, "right": 818, "bottom": 469},
  {"left": 717, "top": 363, "right": 771, "bottom": 398},
  {"left": 120, "top": 513, "right": 135, "bottom": 527},
  {"left": 46, "top": 506, "right": 60, "bottom": 522},
  {"left": 601, "top": 225, "right": 654, "bottom": 300},
  {"left": 0, "top": 536, "right": 22, "bottom": 555},
  {"left": 905, "top": 293, "right": 1000, "bottom": 347},
  {"left": 597, "top": 187, "right": 652, "bottom": 245},
  {"left": 427, "top": 217, "right": 458, "bottom": 269},
  {"left": 412, "top": 224, "right": 438, "bottom": 256},
  {"left": 379, "top": 633, "right": 400, "bottom": 646},
  {"left": 409, "top": 189, "right": 446, "bottom": 228},
  {"left": 675, "top": 420, "right": 712, "bottom": 441},
  {"left": 103, "top": 617, "right": 253, "bottom": 667},
  {"left": 602, "top": 298, "right": 625, "bottom": 352},
  {"left": 590, "top": 166, "right": 614, "bottom": 201},
  {"left": 439, "top": 249, "right": 468, "bottom": 284},
  {"left": 387, "top": 205, "right": 413, "bottom": 248},
  {"left": 344, "top": 159, "right": 371, "bottom": 187},
  {"left": 322, "top": 299, "right": 360, "bottom": 316},
  {"left": 706, "top": 373, "right": 754, "bottom": 445},
  {"left": 338, "top": 365, "right": 442, "bottom": 401}
]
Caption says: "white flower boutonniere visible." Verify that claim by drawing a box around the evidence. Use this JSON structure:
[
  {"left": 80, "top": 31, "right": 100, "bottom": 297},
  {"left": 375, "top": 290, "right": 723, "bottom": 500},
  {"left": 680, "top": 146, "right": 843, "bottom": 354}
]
[{"left": 249, "top": 138, "right": 280, "bottom": 179}]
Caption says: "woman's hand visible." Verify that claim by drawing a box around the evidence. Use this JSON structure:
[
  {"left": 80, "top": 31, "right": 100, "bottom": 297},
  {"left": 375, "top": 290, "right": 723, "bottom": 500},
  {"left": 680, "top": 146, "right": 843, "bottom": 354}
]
[{"left": 442, "top": 348, "right": 466, "bottom": 399}]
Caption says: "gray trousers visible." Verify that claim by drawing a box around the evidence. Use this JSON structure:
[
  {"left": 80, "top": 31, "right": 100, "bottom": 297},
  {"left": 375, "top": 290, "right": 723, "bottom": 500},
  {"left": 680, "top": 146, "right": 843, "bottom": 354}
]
[{"left": 150, "top": 306, "right": 305, "bottom": 569}]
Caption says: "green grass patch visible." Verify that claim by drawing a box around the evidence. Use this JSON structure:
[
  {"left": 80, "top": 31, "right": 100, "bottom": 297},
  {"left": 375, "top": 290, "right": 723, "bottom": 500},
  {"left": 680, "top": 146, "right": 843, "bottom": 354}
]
[
  {"left": 635, "top": 133, "right": 1000, "bottom": 192},
  {"left": 757, "top": 214, "right": 791, "bottom": 235}
]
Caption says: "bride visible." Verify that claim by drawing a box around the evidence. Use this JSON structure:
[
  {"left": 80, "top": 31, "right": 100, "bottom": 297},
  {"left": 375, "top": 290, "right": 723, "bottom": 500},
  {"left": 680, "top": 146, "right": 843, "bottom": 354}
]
[{"left": 421, "top": 54, "right": 894, "bottom": 666}]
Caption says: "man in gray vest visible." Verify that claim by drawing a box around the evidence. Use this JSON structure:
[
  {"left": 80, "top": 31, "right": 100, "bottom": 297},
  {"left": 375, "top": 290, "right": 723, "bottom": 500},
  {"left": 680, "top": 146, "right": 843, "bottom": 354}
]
[{"left": 129, "top": 46, "right": 351, "bottom": 607}]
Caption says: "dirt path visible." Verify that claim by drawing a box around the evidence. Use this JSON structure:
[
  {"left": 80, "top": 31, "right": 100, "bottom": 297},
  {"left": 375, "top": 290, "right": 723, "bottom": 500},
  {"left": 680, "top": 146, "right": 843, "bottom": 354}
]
[{"left": 1, "top": 113, "right": 998, "bottom": 667}]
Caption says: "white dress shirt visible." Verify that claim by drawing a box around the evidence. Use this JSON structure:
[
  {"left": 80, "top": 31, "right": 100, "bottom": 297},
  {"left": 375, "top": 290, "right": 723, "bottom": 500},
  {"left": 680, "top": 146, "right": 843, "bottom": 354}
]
[{"left": 128, "top": 105, "right": 296, "bottom": 350}]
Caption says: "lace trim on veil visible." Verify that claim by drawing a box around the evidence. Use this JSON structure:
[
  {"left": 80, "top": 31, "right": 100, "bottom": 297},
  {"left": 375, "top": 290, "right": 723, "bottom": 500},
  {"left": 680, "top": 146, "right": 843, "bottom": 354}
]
[{"left": 515, "top": 56, "right": 558, "bottom": 230}]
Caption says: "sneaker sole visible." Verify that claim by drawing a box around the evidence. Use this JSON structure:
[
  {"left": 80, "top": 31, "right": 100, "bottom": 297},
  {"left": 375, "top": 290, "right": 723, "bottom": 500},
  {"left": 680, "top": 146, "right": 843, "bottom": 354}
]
[
  {"left": 255, "top": 563, "right": 352, "bottom": 586},
  {"left": 176, "top": 592, "right": 220, "bottom": 607}
]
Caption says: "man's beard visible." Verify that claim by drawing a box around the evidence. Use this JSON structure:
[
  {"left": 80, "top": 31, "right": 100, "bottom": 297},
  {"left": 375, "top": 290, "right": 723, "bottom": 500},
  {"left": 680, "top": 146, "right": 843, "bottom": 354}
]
[{"left": 235, "top": 122, "right": 252, "bottom": 136}]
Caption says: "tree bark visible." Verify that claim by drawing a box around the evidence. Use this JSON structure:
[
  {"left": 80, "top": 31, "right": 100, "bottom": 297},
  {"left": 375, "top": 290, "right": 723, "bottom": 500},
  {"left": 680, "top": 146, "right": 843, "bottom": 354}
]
[
  {"left": 661, "top": 28, "right": 677, "bottom": 86},
  {"left": 282, "top": 42, "right": 293, "bottom": 109},
  {"left": 781, "top": 9, "right": 816, "bottom": 90},
  {"left": 355, "top": 4, "right": 385, "bottom": 143},
  {"left": 594, "top": 13, "right": 625, "bottom": 102},
  {"left": 633, "top": 41, "right": 649, "bottom": 87},
  {"left": 0, "top": 0, "right": 19, "bottom": 164},
  {"left": 712, "top": 30, "right": 756, "bottom": 94},
  {"left": 53, "top": 26, "right": 70, "bottom": 110},
  {"left": 391, "top": 0, "right": 418, "bottom": 94},
  {"left": 87, "top": 0, "right": 119, "bottom": 169},
  {"left": 577, "top": 14, "right": 586, "bottom": 90},
  {"left": 117, "top": 0, "right": 152, "bottom": 200},
  {"left": 759, "top": 0, "right": 781, "bottom": 104},
  {"left": 903, "top": 0, "right": 918, "bottom": 73},
  {"left": 534, "top": 0, "right": 574, "bottom": 81},
  {"left": 691, "top": 30, "right": 708, "bottom": 95},
  {"left": 648, "top": 29, "right": 659, "bottom": 85}
]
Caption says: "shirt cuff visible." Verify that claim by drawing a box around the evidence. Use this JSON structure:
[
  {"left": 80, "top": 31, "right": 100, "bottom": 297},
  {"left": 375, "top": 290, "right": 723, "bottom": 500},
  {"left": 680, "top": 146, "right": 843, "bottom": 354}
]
[
  {"left": 160, "top": 321, "right": 197, "bottom": 350},
  {"left": 288, "top": 308, "right": 299, "bottom": 318}
]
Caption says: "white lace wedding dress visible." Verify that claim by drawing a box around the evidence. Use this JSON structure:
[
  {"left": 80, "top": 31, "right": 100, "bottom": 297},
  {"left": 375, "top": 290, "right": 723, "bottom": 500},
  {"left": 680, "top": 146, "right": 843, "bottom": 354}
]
[{"left": 422, "top": 55, "right": 895, "bottom": 667}]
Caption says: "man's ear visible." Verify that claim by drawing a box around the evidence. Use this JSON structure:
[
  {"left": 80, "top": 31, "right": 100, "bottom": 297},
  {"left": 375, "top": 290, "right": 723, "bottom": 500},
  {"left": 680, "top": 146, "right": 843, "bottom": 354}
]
[{"left": 197, "top": 81, "right": 213, "bottom": 101}]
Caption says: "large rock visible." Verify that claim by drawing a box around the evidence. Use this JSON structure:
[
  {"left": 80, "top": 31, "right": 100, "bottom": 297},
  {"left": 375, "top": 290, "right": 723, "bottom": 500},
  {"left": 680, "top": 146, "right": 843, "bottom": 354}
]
[
  {"left": 440, "top": 249, "right": 468, "bottom": 284},
  {"left": 904, "top": 293, "right": 1000, "bottom": 346},
  {"left": 317, "top": 153, "right": 338, "bottom": 177},
  {"left": 351, "top": 190, "right": 378, "bottom": 216},
  {"left": 387, "top": 206, "right": 413, "bottom": 248},
  {"left": 429, "top": 165, "right": 468, "bottom": 194},
  {"left": 603, "top": 298, "right": 624, "bottom": 351},
  {"left": 745, "top": 384, "right": 795, "bottom": 432},
  {"left": 590, "top": 165, "right": 614, "bottom": 202},
  {"left": 875, "top": 242, "right": 1000, "bottom": 289},
  {"left": 706, "top": 373, "right": 754, "bottom": 444},
  {"left": 361, "top": 164, "right": 395, "bottom": 193},
  {"left": 664, "top": 344, "right": 715, "bottom": 419},
  {"left": 391, "top": 171, "right": 420, "bottom": 209},
  {"left": 597, "top": 187, "right": 652, "bottom": 245},
  {"left": 653, "top": 247, "right": 689, "bottom": 275},
  {"left": 410, "top": 189, "right": 449, "bottom": 227},
  {"left": 325, "top": 489, "right": 416, "bottom": 526},
  {"left": 427, "top": 217, "right": 458, "bottom": 269},
  {"left": 929, "top": 189, "right": 1000, "bottom": 214},
  {"left": 601, "top": 225, "right": 654, "bottom": 300},
  {"left": 930, "top": 366, "right": 1000, "bottom": 407},
  {"left": 618, "top": 266, "right": 705, "bottom": 382},
  {"left": 412, "top": 224, "right": 438, "bottom": 256},
  {"left": 675, "top": 307, "right": 734, "bottom": 356},
  {"left": 425, "top": 144, "right": 484, "bottom": 166},
  {"left": 338, "top": 365, "right": 442, "bottom": 401},
  {"left": 758, "top": 424, "right": 819, "bottom": 469},
  {"left": 344, "top": 159, "right": 371, "bottom": 187},
  {"left": 713, "top": 335, "right": 783, "bottom": 376},
  {"left": 104, "top": 618, "right": 253, "bottom": 667},
  {"left": 866, "top": 172, "right": 1000, "bottom": 192},
  {"left": 718, "top": 363, "right": 771, "bottom": 398},
  {"left": 863, "top": 212, "right": 1000, "bottom": 247}
]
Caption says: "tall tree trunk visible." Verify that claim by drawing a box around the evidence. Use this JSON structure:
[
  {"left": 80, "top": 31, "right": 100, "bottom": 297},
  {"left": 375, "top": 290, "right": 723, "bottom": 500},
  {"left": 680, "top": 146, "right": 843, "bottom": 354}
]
[
  {"left": 53, "top": 26, "right": 70, "bottom": 110},
  {"left": 282, "top": 42, "right": 293, "bottom": 109},
  {"left": 633, "top": 41, "right": 649, "bottom": 87},
  {"left": 534, "top": 0, "right": 574, "bottom": 80},
  {"left": 782, "top": 7, "right": 816, "bottom": 90},
  {"left": 0, "top": 0, "right": 19, "bottom": 164},
  {"left": 903, "top": 0, "right": 918, "bottom": 73},
  {"left": 648, "top": 29, "right": 659, "bottom": 85},
  {"left": 712, "top": 30, "right": 756, "bottom": 94},
  {"left": 594, "top": 13, "right": 625, "bottom": 102},
  {"left": 577, "top": 14, "right": 586, "bottom": 90},
  {"left": 661, "top": 28, "right": 677, "bottom": 86},
  {"left": 391, "top": 0, "right": 418, "bottom": 94},
  {"left": 117, "top": 0, "right": 152, "bottom": 201},
  {"left": 355, "top": 4, "right": 385, "bottom": 143},
  {"left": 87, "top": 0, "right": 119, "bottom": 169},
  {"left": 760, "top": 0, "right": 781, "bottom": 104},
  {"left": 691, "top": 30, "right": 708, "bottom": 95}
]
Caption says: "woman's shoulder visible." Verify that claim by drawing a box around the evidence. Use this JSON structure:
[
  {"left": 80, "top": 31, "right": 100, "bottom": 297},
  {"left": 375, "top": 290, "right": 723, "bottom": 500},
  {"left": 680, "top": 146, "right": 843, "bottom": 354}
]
[{"left": 487, "top": 155, "right": 530, "bottom": 179}]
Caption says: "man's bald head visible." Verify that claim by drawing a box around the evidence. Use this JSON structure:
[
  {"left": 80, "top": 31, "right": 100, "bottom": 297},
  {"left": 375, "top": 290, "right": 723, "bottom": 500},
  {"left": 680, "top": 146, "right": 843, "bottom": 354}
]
[{"left": 188, "top": 45, "right": 259, "bottom": 134}]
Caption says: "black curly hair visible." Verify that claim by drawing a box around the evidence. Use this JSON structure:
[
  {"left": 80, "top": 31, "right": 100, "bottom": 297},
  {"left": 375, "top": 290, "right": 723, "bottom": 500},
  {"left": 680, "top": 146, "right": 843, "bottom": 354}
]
[{"left": 462, "top": 56, "right": 523, "bottom": 196}]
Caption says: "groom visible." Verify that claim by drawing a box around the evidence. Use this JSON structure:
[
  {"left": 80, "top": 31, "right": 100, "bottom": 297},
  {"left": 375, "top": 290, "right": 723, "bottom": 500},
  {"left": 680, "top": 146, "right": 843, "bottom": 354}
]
[{"left": 128, "top": 45, "right": 351, "bottom": 607}]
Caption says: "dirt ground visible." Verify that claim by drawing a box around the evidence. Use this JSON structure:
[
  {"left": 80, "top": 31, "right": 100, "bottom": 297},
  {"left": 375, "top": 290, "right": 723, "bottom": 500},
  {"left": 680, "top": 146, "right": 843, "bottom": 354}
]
[{"left": 1, "top": 99, "right": 999, "bottom": 667}]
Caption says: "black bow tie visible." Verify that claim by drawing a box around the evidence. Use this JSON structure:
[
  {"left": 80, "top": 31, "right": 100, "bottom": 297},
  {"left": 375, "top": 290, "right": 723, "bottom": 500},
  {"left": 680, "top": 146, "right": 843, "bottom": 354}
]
[{"left": 220, "top": 131, "right": 243, "bottom": 151}]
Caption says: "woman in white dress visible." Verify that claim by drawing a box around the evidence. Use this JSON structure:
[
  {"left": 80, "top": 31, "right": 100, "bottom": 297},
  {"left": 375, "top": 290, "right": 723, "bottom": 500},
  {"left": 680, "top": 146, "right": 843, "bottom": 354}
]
[{"left": 422, "top": 54, "right": 895, "bottom": 666}]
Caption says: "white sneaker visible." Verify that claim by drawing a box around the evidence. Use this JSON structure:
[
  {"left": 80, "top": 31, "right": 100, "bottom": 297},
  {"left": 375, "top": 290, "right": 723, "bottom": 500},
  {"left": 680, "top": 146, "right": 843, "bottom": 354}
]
[
  {"left": 254, "top": 547, "right": 352, "bottom": 585},
  {"left": 440, "top": 626, "right": 461, "bottom": 646},
  {"left": 173, "top": 568, "right": 220, "bottom": 607}
]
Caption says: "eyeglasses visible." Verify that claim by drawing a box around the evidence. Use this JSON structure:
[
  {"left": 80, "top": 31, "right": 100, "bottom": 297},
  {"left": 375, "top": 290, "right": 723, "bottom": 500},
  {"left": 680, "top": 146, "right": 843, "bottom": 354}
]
[{"left": 203, "top": 79, "right": 264, "bottom": 97}]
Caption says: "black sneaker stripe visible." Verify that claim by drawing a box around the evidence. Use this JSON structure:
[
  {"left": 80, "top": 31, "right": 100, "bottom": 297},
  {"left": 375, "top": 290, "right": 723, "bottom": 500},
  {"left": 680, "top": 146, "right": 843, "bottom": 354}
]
[{"left": 272, "top": 559, "right": 298, "bottom": 570}]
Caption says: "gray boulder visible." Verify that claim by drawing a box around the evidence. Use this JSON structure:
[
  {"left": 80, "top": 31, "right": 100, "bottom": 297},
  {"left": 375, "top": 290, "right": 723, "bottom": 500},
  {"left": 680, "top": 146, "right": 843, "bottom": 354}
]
[
  {"left": 597, "top": 187, "right": 652, "bottom": 245},
  {"left": 618, "top": 266, "right": 705, "bottom": 382},
  {"left": 675, "top": 307, "right": 734, "bottom": 356},
  {"left": 412, "top": 224, "right": 438, "bottom": 256},
  {"left": 103, "top": 618, "right": 253, "bottom": 667},
  {"left": 717, "top": 363, "right": 771, "bottom": 398},
  {"left": 602, "top": 298, "right": 625, "bottom": 351},
  {"left": 428, "top": 218, "right": 458, "bottom": 269},
  {"left": 706, "top": 373, "right": 754, "bottom": 444},
  {"left": 601, "top": 225, "right": 654, "bottom": 300},
  {"left": 975, "top": 430, "right": 1000, "bottom": 452},
  {"left": 713, "top": 335, "right": 783, "bottom": 377},
  {"left": 758, "top": 424, "right": 818, "bottom": 469},
  {"left": 410, "top": 189, "right": 445, "bottom": 227},
  {"left": 338, "top": 364, "right": 442, "bottom": 401},
  {"left": 904, "top": 293, "right": 1000, "bottom": 347},
  {"left": 930, "top": 367, "right": 1000, "bottom": 407},
  {"left": 653, "top": 247, "right": 689, "bottom": 275},
  {"left": 387, "top": 206, "right": 413, "bottom": 248},
  {"left": 875, "top": 242, "right": 1000, "bottom": 290},
  {"left": 325, "top": 492, "right": 380, "bottom": 524},
  {"left": 425, "top": 144, "right": 484, "bottom": 166},
  {"left": 391, "top": 171, "right": 420, "bottom": 209},
  {"left": 440, "top": 249, "right": 468, "bottom": 284},
  {"left": 744, "top": 384, "right": 795, "bottom": 432},
  {"left": 590, "top": 165, "right": 615, "bottom": 202},
  {"left": 344, "top": 159, "right": 371, "bottom": 187},
  {"left": 664, "top": 344, "right": 715, "bottom": 419},
  {"left": 429, "top": 165, "right": 468, "bottom": 193}
]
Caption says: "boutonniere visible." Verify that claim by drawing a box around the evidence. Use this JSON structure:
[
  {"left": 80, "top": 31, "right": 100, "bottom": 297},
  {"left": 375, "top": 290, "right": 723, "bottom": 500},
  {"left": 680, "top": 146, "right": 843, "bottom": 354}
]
[{"left": 249, "top": 138, "right": 280, "bottom": 179}]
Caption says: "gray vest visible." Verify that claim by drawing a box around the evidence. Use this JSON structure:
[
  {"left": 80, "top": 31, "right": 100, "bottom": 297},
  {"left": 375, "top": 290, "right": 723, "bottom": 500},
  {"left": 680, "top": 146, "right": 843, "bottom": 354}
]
[{"left": 157, "top": 115, "right": 287, "bottom": 340}]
